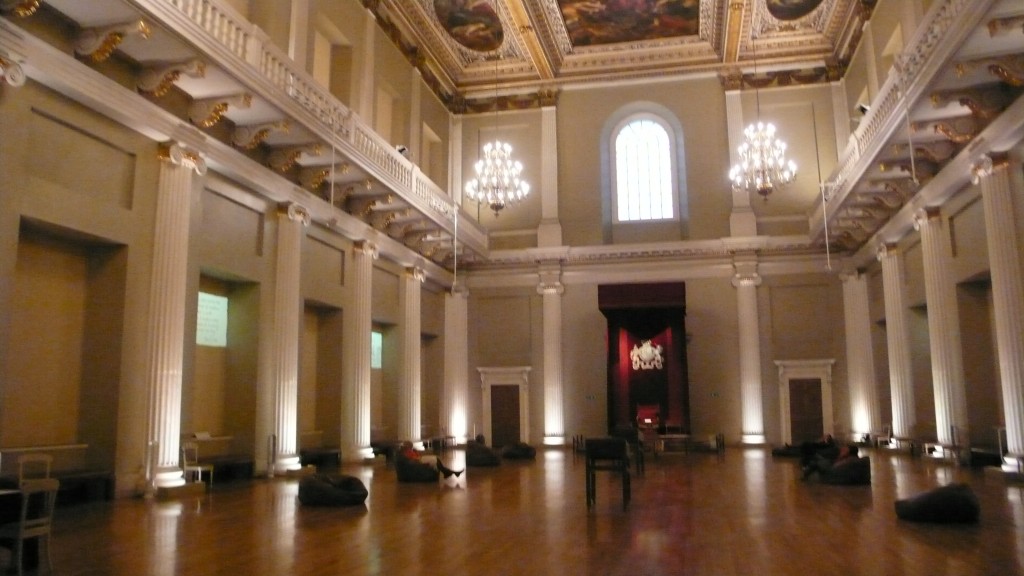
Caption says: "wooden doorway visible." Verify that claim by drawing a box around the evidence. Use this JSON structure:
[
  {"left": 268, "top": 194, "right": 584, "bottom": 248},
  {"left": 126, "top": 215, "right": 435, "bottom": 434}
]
[
  {"left": 776, "top": 359, "right": 835, "bottom": 445},
  {"left": 478, "top": 367, "right": 531, "bottom": 447},
  {"left": 490, "top": 385, "right": 520, "bottom": 448},
  {"left": 789, "top": 378, "right": 824, "bottom": 444}
]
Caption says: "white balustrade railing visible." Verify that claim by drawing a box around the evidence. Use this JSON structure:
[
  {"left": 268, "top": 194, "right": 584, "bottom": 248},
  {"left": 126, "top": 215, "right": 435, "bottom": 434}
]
[
  {"left": 137, "top": 0, "right": 481, "bottom": 247},
  {"left": 812, "top": 0, "right": 986, "bottom": 235}
]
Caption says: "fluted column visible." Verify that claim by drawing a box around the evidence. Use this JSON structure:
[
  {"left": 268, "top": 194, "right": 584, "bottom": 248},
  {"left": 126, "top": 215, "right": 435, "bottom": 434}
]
[
  {"left": 915, "top": 208, "right": 968, "bottom": 447},
  {"left": 973, "top": 154, "right": 1024, "bottom": 471},
  {"left": 340, "top": 241, "right": 376, "bottom": 461},
  {"left": 146, "top": 144, "right": 205, "bottom": 489},
  {"left": 841, "top": 271, "right": 880, "bottom": 437},
  {"left": 733, "top": 259, "right": 764, "bottom": 443},
  {"left": 538, "top": 265, "right": 565, "bottom": 445},
  {"left": 878, "top": 244, "right": 916, "bottom": 440},
  {"left": 443, "top": 287, "right": 469, "bottom": 443},
  {"left": 269, "top": 203, "right": 308, "bottom": 473},
  {"left": 398, "top": 266, "right": 424, "bottom": 443}
]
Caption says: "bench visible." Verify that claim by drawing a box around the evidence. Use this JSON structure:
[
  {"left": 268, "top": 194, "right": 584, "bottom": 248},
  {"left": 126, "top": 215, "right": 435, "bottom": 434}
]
[
  {"left": 0, "top": 444, "right": 113, "bottom": 504},
  {"left": 299, "top": 431, "right": 341, "bottom": 469},
  {"left": 183, "top": 434, "right": 253, "bottom": 483}
]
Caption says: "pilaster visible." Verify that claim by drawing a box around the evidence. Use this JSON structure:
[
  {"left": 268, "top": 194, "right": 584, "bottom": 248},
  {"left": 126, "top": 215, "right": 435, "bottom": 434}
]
[
  {"left": 340, "top": 240, "right": 377, "bottom": 461},
  {"left": 841, "top": 270, "right": 880, "bottom": 437},
  {"left": 914, "top": 207, "right": 968, "bottom": 448},
  {"left": 147, "top": 143, "right": 205, "bottom": 489},
  {"left": 268, "top": 202, "right": 309, "bottom": 473},
  {"left": 732, "top": 256, "right": 764, "bottom": 443},
  {"left": 973, "top": 154, "right": 1024, "bottom": 471},
  {"left": 399, "top": 266, "right": 425, "bottom": 444},
  {"left": 538, "top": 264, "right": 565, "bottom": 445},
  {"left": 443, "top": 287, "right": 469, "bottom": 443},
  {"left": 877, "top": 243, "right": 916, "bottom": 440}
]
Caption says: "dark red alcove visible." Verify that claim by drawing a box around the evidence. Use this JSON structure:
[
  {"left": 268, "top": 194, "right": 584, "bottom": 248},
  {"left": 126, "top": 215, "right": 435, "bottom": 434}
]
[{"left": 599, "top": 283, "right": 689, "bottom": 434}]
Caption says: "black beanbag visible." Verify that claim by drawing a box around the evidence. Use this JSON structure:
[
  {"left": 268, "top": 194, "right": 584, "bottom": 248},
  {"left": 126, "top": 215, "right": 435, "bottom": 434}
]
[
  {"left": 895, "top": 483, "right": 980, "bottom": 523},
  {"left": 298, "top": 474, "right": 368, "bottom": 506},
  {"left": 395, "top": 453, "right": 439, "bottom": 483},
  {"left": 501, "top": 442, "right": 537, "bottom": 460},
  {"left": 466, "top": 442, "right": 501, "bottom": 467},
  {"left": 820, "top": 456, "right": 871, "bottom": 485}
]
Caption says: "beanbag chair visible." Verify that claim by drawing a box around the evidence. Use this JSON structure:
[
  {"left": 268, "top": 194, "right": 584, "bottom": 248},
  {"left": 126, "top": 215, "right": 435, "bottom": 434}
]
[
  {"left": 298, "top": 474, "right": 368, "bottom": 506},
  {"left": 395, "top": 452, "right": 439, "bottom": 483},
  {"left": 820, "top": 456, "right": 871, "bottom": 485},
  {"left": 895, "top": 483, "right": 980, "bottom": 523},
  {"left": 501, "top": 442, "right": 537, "bottom": 460},
  {"left": 466, "top": 441, "right": 501, "bottom": 467}
]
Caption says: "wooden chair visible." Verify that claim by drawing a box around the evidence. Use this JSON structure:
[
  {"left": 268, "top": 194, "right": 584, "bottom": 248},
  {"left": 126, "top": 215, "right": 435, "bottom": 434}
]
[
  {"left": 585, "top": 437, "right": 631, "bottom": 510},
  {"left": 181, "top": 442, "right": 214, "bottom": 487},
  {"left": 0, "top": 478, "right": 60, "bottom": 576},
  {"left": 17, "top": 454, "right": 52, "bottom": 484}
]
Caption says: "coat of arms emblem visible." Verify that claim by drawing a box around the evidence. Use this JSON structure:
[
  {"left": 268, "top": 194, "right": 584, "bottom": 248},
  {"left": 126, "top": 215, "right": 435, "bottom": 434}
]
[{"left": 630, "top": 339, "right": 664, "bottom": 370}]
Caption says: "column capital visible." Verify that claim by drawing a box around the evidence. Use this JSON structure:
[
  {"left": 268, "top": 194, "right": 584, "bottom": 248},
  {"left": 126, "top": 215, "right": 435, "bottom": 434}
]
[
  {"left": 0, "top": 53, "right": 25, "bottom": 87},
  {"left": 354, "top": 240, "right": 379, "bottom": 259},
  {"left": 970, "top": 152, "right": 1010, "bottom": 184},
  {"left": 158, "top": 142, "right": 207, "bottom": 175},
  {"left": 912, "top": 206, "right": 942, "bottom": 231},
  {"left": 406, "top": 266, "right": 426, "bottom": 283},
  {"left": 537, "top": 265, "right": 564, "bottom": 295},
  {"left": 732, "top": 259, "right": 761, "bottom": 288},
  {"left": 839, "top": 269, "right": 865, "bottom": 283},
  {"left": 279, "top": 202, "right": 311, "bottom": 226},
  {"left": 876, "top": 242, "right": 899, "bottom": 261}
]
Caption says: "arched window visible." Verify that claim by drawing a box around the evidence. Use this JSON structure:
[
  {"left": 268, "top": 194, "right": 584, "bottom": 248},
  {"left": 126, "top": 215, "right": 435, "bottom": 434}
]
[{"left": 613, "top": 117, "right": 675, "bottom": 221}]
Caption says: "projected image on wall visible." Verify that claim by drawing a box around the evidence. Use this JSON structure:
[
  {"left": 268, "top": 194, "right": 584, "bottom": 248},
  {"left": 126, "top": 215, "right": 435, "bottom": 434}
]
[
  {"left": 196, "top": 292, "right": 228, "bottom": 347},
  {"left": 371, "top": 331, "right": 382, "bottom": 369}
]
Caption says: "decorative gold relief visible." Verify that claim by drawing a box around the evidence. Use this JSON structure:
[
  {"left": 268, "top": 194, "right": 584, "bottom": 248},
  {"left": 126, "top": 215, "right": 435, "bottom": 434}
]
[
  {"left": 188, "top": 93, "right": 252, "bottom": 128},
  {"left": 931, "top": 85, "right": 1016, "bottom": 120},
  {"left": 232, "top": 120, "right": 289, "bottom": 149},
  {"left": 267, "top": 144, "right": 320, "bottom": 172},
  {"left": 987, "top": 15, "right": 1024, "bottom": 37},
  {"left": 138, "top": 60, "right": 206, "bottom": 97},
  {"left": 0, "top": 0, "right": 40, "bottom": 17},
  {"left": 956, "top": 54, "right": 1024, "bottom": 86},
  {"left": 76, "top": 21, "right": 151, "bottom": 63}
]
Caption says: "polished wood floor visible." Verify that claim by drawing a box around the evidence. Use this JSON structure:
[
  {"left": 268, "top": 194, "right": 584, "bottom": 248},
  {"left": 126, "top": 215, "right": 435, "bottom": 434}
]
[{"left": 26, "top": 447, "right": 1024, "bottom": 575}]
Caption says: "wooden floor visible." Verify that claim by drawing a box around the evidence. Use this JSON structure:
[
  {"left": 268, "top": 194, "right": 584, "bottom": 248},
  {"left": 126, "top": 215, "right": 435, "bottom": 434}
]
[{"left": 24, "top": 447, "right": 1024, "bottom": 576}]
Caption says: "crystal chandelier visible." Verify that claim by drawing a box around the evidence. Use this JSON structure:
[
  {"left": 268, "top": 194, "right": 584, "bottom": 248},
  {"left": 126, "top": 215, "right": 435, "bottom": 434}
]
[
  {"left": 729, "top": 121, "right": 797, "bottom": 199},
  {"left": 728, "top": 40, "right": 796, "bottom": 200},
  {"left": 465, "top": 140, "right": 530, "bottom": 215}
]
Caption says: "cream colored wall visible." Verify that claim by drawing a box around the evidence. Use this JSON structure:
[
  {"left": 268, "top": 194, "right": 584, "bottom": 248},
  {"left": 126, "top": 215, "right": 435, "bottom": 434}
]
[
  {"left": 557, "top": 76, "right": 732, "bottom": 246},
  {"left": 0, "top": 82, "right": 157, "bottom": 480},
  {"left": 461, "top": 108, "right": 545, "bottom": 235},
  {"left": 4, "top": 234, "right": 86, "bottom": 446}
]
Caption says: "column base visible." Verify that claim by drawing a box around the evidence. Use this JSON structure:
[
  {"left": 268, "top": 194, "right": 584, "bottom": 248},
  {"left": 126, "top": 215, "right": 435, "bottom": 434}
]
[
  {"left": 741, "top": 434, "right": 766, "bottom": 445},
  {"left": 543, "top": 436, "right": 565, "bottom": 446},
  {"left": 1001, "top": 454, "right": 1024, "bottom": 480},
  {"left": 273, "top": 455, "right": 302, "bottom": 474},
  {"left": 152, "top": 467, "right": 186, "bottom": 489}
]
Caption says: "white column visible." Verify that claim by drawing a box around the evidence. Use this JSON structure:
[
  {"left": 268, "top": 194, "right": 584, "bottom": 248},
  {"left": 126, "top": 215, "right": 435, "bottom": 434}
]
[
  {"left": 146, "top": 144, "right": 205, "bottom": 489},
  {"left": 269, "top": 203, "right": 308, "bottom": 473},
  {"left": 914, "top": 208, "right": 968, "bottom": 447},
  {"left": 973, "top": 154, "right": 1024, "bottom": 471},
  {"left": 407, "top": 68, "right": 422, "bottom": 165},
  {"left": 286, "top": 0, "right": 310, "bottom": 67},
  {"left": 841, "top": 271, "right": 880, "bottom": 437},
  {"left": 340, "top": 241, "right": 376, "bottom": 461},
  {"left": 538, "top": 265, "right": 565, "bottom": 445},
  {"left": 443, "top": 287, "right": 469, "bottom": 443},
  {"left": 537, "top": 106, "right": 562, "bottom": 247},
  {"left": 733, "top": 258, "right": 764, "bottom": 443},
  {"left": 877, "top": 243, "right": 916, "bottom": 440},
  {"left": 399, "top": 266, "right": 424, "bottom": 443}
]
